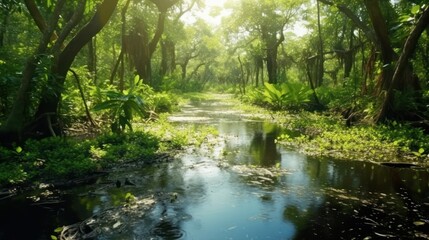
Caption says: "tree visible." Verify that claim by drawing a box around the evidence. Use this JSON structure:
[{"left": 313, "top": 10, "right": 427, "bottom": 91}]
[
  {"left": 160, "top": 0, "right": 199, "bottom": 78},
  {"left": 319, "top": 0, "right": 429, "bottom": 122},
  {"left": 124, "top": 0, "right": 179, "bottom": 86},
  {"left": 0, "top": 0, "right": 20, "bottom": 47},
  {"left": 0, "top": 0, "right": 119, "bottom": 144},
  {"left": 227, "top": 0, "right": 305, "bottom": 84},
  {"left": 376, "top": 4, "right": 429, "bottom": 122}
]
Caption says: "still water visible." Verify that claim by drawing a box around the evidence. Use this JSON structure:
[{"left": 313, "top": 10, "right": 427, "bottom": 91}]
[{"left": 1, "top": 95, "right": 428, "bottom": 239}]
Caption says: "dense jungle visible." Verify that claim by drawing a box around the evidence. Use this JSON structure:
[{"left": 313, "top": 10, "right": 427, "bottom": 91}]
[{"left": 0, "top": 0, "right": 429, "bottom": 239}]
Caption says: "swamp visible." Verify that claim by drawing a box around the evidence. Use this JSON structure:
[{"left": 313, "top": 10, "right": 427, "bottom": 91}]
[{"left": 1, "top": 0, "right": 429, "bottom": 239}]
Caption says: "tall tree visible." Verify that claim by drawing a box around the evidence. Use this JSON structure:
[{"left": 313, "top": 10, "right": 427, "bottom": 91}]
[
  {"left": 315, "top": 0, "right": 324, "bottom": 87},
  {"left": 228, "top": 0, "right": 304, "bottom": 84},
  {"left": 0, "top": 0, "right": 119, "bottom": 143},
  {"left": 376, "top": 4, "right": 429, "bottom": 122},
  {"left": 124, "top": 0, "right": 179, "bottom": 85},
  {"left": 320, "top": 0, "right": 429, "bottom": 121}
]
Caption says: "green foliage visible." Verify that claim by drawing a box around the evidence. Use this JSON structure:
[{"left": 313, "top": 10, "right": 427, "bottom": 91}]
[
  {"left": 141, "top": 113, "right": 218, "bottom": 151},
  {"left": 93, "top": 77, "right": 146, "bottom": 133},
  {"left": 125, "top": 192, "right": 136, "bottom": 203},
  {"left": 93, "top": 131, "right": 159, "bottom": 163},
  {"left": 0, "top": 137, "right": 94, "bottom": 185},
  {"left": 247, "top": 82, "right": 313, "bottom": 110},
  {"left": 276, "top": 112, "right": 429, "bottom": 162},
  {"left": 392, "top": 89, "right": 421, "bottom": 114},
  {"left": 22, "top": 137, "right": 96, "bottom": 180},
  {"left": 241, "top": 87, "right": 266, "bottom": 106},
  {"left": 0, "top": 131, "right": 163, "bottom": 187},
  {"left": 0, "top": 162, "right": 27, "bottom": 185}
]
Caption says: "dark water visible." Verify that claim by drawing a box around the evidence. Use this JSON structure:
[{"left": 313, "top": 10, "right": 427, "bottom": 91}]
[{"left": 1, "top": 95, "right": 428, "bottom": 239}]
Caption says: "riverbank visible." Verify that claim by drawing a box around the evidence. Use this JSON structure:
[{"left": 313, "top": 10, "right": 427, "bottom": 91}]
[
  {"left": 0, "top": 113, "right": 217, "bottom": 191},
  {"left": 229, "top": 93, "right": 429, "bottom": 166},
  {"left": 1, "top": 93, "right": 428, "bottom": 240},
  {"left": 1, "top": 92, "right": 428, "bottom": 191}
]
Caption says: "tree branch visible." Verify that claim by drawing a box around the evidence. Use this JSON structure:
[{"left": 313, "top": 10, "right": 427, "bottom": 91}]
[
  {"left": 23, "top": 0, "right": 64, "bottom": 43},
  {"left": 52, "top": 0, "right": 86, "bottom": 53},
  {"left": 318, "top": 0, "right": 377, "bottom": 44},
  {"left": 58, "top": 0, "right": 119, "bottom": 76}
]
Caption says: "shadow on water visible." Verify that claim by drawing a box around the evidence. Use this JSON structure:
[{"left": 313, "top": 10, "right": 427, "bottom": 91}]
[{"left": 1, "top": 94, "right": 429, "bottom": 239}]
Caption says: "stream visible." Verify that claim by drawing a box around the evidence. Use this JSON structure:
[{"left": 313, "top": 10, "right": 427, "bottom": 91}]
[{"left": 1, "top": 94, "right": 429, "bottom": 239}]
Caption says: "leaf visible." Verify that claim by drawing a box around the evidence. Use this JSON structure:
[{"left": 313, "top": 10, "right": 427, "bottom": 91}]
[
  {"left": 50, "top": 236, "right": 57, "bottom": 240},
  {"left": 418, "top": 148, "right": 425, "bottom": 154},
  {"left": 411, "top": 5, "right": 420, "bottom": 15},
  {"left": 15, "top": 146, "right": 22, "bottom": 153},
  {"left": 105, "top": 90, "right": 123, "bottom": 99},
  {"left": 413, "top": 221, "right": 425, "bottom": 226},
  {"left": 92, "top": 100, "right": 121, "bottom": 111},
  {"left": 133, "top": 75, "right": 140, "bottom": 87}
]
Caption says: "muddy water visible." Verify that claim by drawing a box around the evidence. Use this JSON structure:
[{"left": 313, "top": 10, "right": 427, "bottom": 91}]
[{"left": 1, "top": 95, "right": 429, "bottom": 239}]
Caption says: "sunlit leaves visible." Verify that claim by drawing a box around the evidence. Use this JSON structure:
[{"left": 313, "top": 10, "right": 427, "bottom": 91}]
[
  {"left": 93, "top": 89, "right": 145, "bottom": 133},
  {"left": 15, "top": 146, "right": 22, "bottom": 153},
  {"left": 261, "top": 82, "right": 313, "bottom": 110}
]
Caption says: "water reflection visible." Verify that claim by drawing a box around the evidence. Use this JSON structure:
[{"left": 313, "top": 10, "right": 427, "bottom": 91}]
[
  {"left": 1, "top": 96, "right": 429, "bottom": 239},
  {"left": 220, "top": 121, "right": 282, "bottom": 167}
]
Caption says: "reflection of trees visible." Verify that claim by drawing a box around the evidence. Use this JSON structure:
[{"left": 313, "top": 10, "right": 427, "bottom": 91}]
[
  {"left": 249, "top": 123, "right": 281, "bottom": 167},
  {"left": 280, "top": 157, "right": 429, "bottom": 239}
]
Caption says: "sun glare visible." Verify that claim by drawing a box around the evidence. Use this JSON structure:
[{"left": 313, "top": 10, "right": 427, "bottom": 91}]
[
  {"left": 204, "top": 0, "right": 226, "bottom": 7},
  {"left": 184, "top": 0, "right": 308, "bottom": 37},
  {"left": 182, "top": 0, "right": 230, "bottom": 27}
]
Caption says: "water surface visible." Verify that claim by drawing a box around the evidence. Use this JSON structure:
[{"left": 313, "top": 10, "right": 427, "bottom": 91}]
[{"left": 1, "top": 95, "right": 428, "bottom": 239}]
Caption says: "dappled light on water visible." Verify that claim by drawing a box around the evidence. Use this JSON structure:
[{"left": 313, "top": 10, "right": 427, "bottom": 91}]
[{"left": 0, "top": 95, "right": 428, "bottom": 239}]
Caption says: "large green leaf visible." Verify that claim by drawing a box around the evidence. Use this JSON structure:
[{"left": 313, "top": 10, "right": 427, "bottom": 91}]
[{"left": 93, "top": 99, "right": 121, "bottom": 111}]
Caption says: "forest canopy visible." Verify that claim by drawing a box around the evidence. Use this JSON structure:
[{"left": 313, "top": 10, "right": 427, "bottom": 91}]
[{"left": 0, "top": 0, "right": 429, "bottom": 144}]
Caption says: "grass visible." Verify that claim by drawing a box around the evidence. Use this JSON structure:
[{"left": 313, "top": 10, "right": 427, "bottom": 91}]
[
  {"left": 0, "top": 113, "right": 218, "bottom": 188},
  {"left": 266, "top": 110, "right": 429, "bottom": 164}
]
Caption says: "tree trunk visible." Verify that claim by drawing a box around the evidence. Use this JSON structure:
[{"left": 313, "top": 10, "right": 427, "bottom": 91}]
[
  {"left": 0, "top": 0, "right": 66, "bottom": 143},
  {"left": 316, "top": 0, "right": 324, "bottom": 87},
  {"left": 238, "top": 56, "right": 246, "bottom": 95},
  {"left": 180, "top": 62, "right": 188, "bottom": 81},
  {"left": 127, "top": 10, "right": 169, "bottom": 86},
  {"left": 32, "top": 0, "right": 119, "bottom": 138},
  {"left": 266, "top": 46, "right": 278, "bottom": 84},
  {"left": 160, "top": 39, "right": 176, "bottom": 77},
  {"left": 87, "top": 37, "right": 97, "bottom": 85},
  {"left": 254, "top": 55, "right": 263, "bottom": 87},
  {"left": 110, "top": 0, "right": 131, "bottom": 90},
  {"left": 344, "top": 28, "right": 355, "bottom": 79},
  {"left": 0, "top": 8, "right": 10, "bottom": 47},
  {"left": 376, "top": 5, "right": 429, "bottom": 122},
  {"left": 262, "top": 23, "right": 285, "bottom": 84},
  {"left": 364, "top": 0, "right": 396, "bottom": 92}
]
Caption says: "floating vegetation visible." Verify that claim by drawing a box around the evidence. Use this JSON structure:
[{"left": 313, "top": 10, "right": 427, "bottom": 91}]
[{"left": 55, "top": 197, "right": 156, "bottom": 240}]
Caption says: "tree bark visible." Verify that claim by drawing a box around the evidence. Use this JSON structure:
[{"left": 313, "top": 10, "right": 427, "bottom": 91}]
[
  {"left": 127, "top": 7, "right": 172, "bottom": 85},
  {"left": 0, "top": 0, "right": 66, "bottom": 143},
  {"left": 376, "top": 5, "right": 429, "bottom": 122},
  {"left": 318, "top": 0, "right": 377, "bottom": 44},
  {"left": 32, "top": 0, "right": 119, "bottom": 137},
  {"left": 316, "top": 0, "right": 324, "bottom": 87},
  {"left": 364, "top": 0, "right": 397, "bottom": 92},
  {"left": 0, "top": 7, "right": 10, "bottom": 47},
  {"left": 110, "top": 0, "right": 131, "bottom": 90},
  {"left": 263, "top": 27, "right": 284, "bottom": 84}
]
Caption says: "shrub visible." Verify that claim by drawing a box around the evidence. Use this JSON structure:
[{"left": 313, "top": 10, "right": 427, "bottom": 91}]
[{"left": 246, "top": 82, "right": 313, "bottom": 110}]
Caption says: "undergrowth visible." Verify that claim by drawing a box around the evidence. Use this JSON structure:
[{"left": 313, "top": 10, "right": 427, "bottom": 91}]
[
  {"left": 0, "top": 115, "right": 216, "bottom": 188},
  {"left": 276, "top": 112, "right": 429, "bottom": 163}
]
